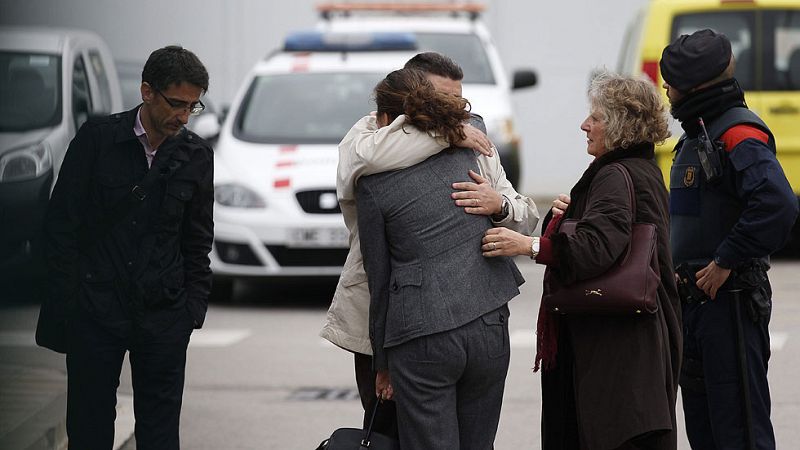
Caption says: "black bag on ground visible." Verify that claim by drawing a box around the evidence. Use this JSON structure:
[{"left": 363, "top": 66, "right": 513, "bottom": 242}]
[{"left": 315, "top": 400, "right": 399, "bottom": 450}]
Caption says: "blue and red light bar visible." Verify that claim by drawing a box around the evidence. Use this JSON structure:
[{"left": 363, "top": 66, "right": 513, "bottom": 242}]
[{"left": 283, "top": 31, "right": 418, "bottom": 52}]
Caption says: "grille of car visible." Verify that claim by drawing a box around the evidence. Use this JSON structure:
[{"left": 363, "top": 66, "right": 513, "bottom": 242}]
[
  {"left": 265, "top": 245, "right": 348, "bottom": 267},
  {"left": 295, "top": 190, "right": 341, "bottom": 214}
]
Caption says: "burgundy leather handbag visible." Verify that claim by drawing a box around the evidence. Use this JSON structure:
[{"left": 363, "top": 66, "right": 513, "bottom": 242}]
[{"left": 542, "top": 163, "right": 660, "bottom": 315}]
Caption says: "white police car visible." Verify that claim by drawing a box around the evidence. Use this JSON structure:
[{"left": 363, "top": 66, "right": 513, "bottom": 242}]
[{"left": 210, "top": 31, "right": 417, "bottom": 290}]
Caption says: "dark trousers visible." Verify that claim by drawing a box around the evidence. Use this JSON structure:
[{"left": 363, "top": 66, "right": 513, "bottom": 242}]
[
  {"left": 66, "top": 313, "right": 193, "bottom": 450},
  {"left": 681, "top": 290, "right": 775, "bottom": 450},
  {"left": 387, "top": 306, "right": 510, "bottom": 450},
  {"left": 541, "top": 325, "right": 580, "bottom": 450},
  {"left": 354, "top": 352, "right": 398, "bottom": 438}
]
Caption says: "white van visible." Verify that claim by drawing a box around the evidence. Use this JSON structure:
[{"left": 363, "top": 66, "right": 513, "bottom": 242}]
[{"left": 0, "top": 26, "right": 122, "bottom": 270}]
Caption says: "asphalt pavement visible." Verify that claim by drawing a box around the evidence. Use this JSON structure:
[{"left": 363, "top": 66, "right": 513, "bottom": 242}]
[{"left": 2, "top": 259, "right": 800, "bottom": 449}]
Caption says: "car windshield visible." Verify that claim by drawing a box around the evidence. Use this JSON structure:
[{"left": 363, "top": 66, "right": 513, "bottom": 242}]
[
  {"left": 415, "top": 33, "right": 495, "bottom": 84},
  {"left": 234, "top": 72, "right": 383, "bottom": 144},
  {"left": 0, "top": 52, "right": 61, "bottom": 132}
]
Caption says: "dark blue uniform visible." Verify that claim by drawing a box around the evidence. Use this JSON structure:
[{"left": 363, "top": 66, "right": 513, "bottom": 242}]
[{"left": 670, "top": 107, "right": 797, "bottom": 449}]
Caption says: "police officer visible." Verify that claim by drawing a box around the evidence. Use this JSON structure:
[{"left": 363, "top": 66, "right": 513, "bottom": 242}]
[
  {"left": 40, "top": 46, "right": 214, "bottom": 450},
  {"left": 661, "top": 29, "right": 798, "bottom": 449}
]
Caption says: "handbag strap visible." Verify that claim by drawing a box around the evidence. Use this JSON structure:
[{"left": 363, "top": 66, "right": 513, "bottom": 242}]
[
  {"left": 610, "top": 162, "right": 636, "bottom": 220},
  {"left": 610, "top": 163, "right": 637, "bottom": 263},
  {"left": 361, "top": 399, "right": 383, "bottom": 447}
]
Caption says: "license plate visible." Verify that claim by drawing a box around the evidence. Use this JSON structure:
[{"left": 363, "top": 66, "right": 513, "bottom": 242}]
[{"left": 287, "top": 227, "right": 349, "bottom": 248}]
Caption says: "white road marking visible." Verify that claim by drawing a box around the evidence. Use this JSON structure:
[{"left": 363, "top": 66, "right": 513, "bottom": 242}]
[
  {"left": 510, "top": 329, "right": 536, "bottom": 348},
  {"left": 510, "top": 329, "right": 789, "bottom": 352},
  {"left": 189, "top": 329, "right": 251, "bottom": 348}
]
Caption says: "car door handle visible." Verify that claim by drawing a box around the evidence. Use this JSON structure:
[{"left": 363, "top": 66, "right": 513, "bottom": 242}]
[{"left": 769, "top": 104, "right": 799, "bottom": 114}]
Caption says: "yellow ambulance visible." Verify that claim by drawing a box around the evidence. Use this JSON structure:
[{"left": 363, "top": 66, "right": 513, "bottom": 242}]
[{"left": 617, "top": 0, "right": 800, "bottom": 196}]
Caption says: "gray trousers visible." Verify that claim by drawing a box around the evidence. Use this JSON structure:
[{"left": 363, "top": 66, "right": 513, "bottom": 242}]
[{"left": 387, "top": 304, "right": 510, "bottom": 450}]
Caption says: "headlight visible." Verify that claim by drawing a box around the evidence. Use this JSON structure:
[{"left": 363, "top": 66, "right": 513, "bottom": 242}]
[
  {"left": 0, "top": 142, "right": 52, "bottom": 182},
  {"left": 214, "top": 183, "right": 266, "bottom": 208}
]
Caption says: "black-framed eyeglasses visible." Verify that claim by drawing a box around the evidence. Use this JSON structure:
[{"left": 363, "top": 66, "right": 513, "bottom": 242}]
[{"left": 155, "top": 89, "right": 205, "bottom": 116}]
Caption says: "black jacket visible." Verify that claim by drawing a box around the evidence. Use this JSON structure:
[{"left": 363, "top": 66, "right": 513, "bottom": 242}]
[{"left": 45, "top": 106, "right": 214, "bottom": 337}]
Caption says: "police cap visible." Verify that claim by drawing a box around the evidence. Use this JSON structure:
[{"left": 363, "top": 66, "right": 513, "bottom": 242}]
[{"left": 660, "top": 29, "right": 732, "bottom": 93}]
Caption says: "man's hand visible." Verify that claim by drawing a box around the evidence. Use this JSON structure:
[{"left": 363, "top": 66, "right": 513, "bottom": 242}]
[
  {"left": 454, "top": 124, "right": 495, "bottom": 157},
  {"left": 695, "top": 261, "right": 732, "bottom": 300},
  {"left": 452, "top": 170, "right": 503, "bottom": 216},
  {"left": 482, "top": 227, "right": 533, "bottom": 257},
  {"left": 376, "top": 369, "right": 394, "bottom": 401},
  {"left": 551, "top": 194, "right": 570, "bottom": 216}
]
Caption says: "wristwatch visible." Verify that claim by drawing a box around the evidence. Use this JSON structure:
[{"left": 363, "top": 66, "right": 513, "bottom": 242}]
[
  {"left": 491, "top": 196, "right": 510, "bottom": 222},
  {"left": 530, "top": 237, "right": 540, "bottom": 259}
]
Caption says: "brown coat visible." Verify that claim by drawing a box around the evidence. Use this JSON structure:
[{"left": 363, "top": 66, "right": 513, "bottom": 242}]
[{"left": 541, "top": 143, "right": 682, "bottom": 450}]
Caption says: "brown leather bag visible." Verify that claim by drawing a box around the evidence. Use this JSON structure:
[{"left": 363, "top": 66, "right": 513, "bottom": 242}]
[{"left": 542, "top": 163, "right": 660, "bottom": 315}]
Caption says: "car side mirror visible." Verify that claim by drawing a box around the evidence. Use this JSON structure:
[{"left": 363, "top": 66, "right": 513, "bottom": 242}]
[
  {"left": 190, "top": 112, "right": 221, "bottom": 141},
  {"left": 512, "top": 69, "right": 537, "bottom": 90},
  {"left": 219, "top": 104, "right": 230, "bottom": 125}
]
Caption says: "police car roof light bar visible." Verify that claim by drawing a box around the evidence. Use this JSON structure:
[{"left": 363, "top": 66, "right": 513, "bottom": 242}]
[
  {"left": 284, "top": 30, "right": 418, "bottom": 52},
  {"left": 317, "top": 2, "right": 485, "bottom": 21}
]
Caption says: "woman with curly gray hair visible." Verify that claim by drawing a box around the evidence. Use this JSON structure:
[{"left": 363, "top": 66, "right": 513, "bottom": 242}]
[{"left": 483, "top": 72, "right": 681, "bottom": 450}]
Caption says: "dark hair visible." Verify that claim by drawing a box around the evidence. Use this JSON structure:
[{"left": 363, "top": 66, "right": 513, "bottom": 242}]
[
  {"left": 142, "top": 45, "right": 209, "bottom": 93},
  {"left": 404, "top": 52, "right": 463, "bottom": 81},
  {"left": 374, "top": 68, "right": 469, "bottom": 144}
]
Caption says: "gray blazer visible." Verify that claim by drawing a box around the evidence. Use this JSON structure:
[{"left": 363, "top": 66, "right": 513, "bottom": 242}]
[{"left": 357, "top": 148, "right": 524, "bottom": 370}]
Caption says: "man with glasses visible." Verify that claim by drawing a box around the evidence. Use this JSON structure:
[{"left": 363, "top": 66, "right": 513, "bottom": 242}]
[{"left": 39, "top": 45, "right": 213, "bottom": 450}]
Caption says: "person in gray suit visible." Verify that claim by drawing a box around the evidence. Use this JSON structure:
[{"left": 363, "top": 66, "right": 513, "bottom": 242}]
[{"left": 357, "top": 68, "right": 524, "bottom": 450}]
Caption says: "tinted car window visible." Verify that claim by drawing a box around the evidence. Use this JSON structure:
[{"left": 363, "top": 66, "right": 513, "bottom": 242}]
[
  {"left": 72, "top": 56, "right": 92, "bottom": 130},
  {"left": 234, "top": 72, "right": 382, "bottom": 144},
  {"left": 674, "top": 10, "right": 800, "bottom": 91},
  {"left": 416, "top": 33, "right": 495, "bottom": 84},
  {"left": 88, "top": 50, "right": 112, "bottom": 112},
  {"left": 673, "top": 12, "right": 755, "bottom": 90},
  {"left": 0, "top": 52, "right": 61, "bottom": 131},
  {"left": 764, "top": 10, "right": 800, "bottom": 90}
]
